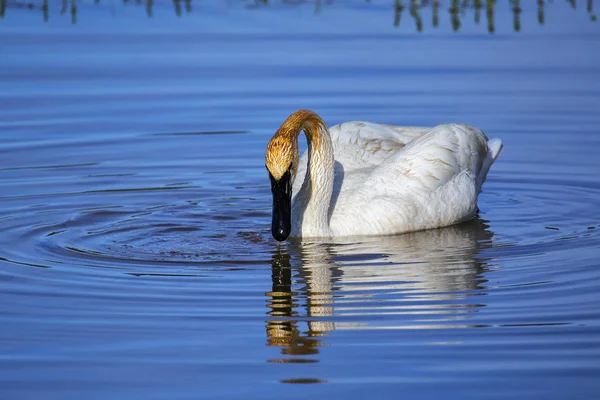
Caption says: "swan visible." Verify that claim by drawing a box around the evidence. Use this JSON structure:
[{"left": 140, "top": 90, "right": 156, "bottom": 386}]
[{"left": 265, "top": 109, "right": 503, "bottom": 241}]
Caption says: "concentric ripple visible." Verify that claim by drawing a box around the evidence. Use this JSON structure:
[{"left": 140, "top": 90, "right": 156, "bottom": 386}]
[{"left": 0, "top": 137, "right": 598, "bottom": 318}]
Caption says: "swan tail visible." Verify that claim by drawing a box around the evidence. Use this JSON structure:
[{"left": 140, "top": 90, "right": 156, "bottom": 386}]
[{"left": 477, "top": 138, "right": 503, "bottom": 192}]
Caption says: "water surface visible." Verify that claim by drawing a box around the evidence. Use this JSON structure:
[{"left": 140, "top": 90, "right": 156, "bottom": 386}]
[{"left": 1, "top": 1, "right": 600, "bottom": 399}]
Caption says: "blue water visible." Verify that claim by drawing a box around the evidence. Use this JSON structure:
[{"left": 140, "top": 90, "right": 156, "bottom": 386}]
[{"left": 1, "top": 1, "right": 600, "bottom": 399}]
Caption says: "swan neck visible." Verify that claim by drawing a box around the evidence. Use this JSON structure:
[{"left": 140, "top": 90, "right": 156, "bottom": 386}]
[{"left": 293, "top": 112, "right": 335, "bottom": 238}]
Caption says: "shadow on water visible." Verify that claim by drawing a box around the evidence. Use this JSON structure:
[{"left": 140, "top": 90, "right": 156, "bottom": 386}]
[
  {"left": 265, "top": 218, "right": 498, "bottom": 368},
  {"left": 0, "top": 0, "right": 597, "bottom": 29}
]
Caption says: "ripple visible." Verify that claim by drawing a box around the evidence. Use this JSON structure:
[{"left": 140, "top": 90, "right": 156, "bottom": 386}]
[
  {"left": 0, "top": 158, "right": 596, "bottom": 346},
  {"left": 149, "top": 130, "right": 250, "bottom": 136},
  {"left": 280, "top": 378, "right": 327, "bottom": 384}
]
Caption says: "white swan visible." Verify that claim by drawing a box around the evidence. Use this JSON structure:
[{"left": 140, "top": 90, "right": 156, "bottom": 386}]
[{"left": 265, "top": 110, "right": 503, "bottom": 241}]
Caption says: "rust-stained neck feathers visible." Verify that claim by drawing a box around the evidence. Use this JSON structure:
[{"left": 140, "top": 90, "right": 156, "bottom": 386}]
[{"left": 265, "top": 110, "right": 327, "bottom": 180}]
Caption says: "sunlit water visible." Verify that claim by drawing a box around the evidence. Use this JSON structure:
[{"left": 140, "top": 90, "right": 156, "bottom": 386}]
[{"left": 1, "top": 1, "right": 600, "bottom": 399}]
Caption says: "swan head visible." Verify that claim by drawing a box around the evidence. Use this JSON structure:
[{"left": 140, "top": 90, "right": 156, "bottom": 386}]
[
  {"left": 265, "top": 113, "right": 304, "bottom": 241},
  {"left": 266, "top": 110, "right": 326, "bottom": 241},
  {"left": 266, "top": 133, "right": 298, "bottom": 242}
]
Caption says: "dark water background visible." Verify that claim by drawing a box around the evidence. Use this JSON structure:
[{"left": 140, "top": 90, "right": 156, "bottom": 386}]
[{"left": 1, "top": 1, "right": 600, "bottom": 399}]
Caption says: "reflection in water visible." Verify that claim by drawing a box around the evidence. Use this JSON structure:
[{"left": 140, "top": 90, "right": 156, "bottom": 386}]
[
  {"left": 266, "top": 248, "right": 333, "bottom": 361},
  {"left": 2, "top": 0, "right": 597, "bottom": 29},
  {"left": 393, "top": 0, "right": 595, "bottom": 33},
  {"left": 173, "top": 0, "right": 192, "bottom": 17},
  {"left": 265, "top": 219, "right": 496, "bottom": 362}
]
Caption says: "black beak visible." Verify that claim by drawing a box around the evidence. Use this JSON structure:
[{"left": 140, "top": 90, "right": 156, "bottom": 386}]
[{"left": 269, "top": 169, "right": 292, "bottom": 241}]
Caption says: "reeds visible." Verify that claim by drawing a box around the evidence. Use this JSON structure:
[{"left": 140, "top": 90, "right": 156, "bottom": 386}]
[{"left": 0, "top": 0, "right": 596, "bottom": 31}]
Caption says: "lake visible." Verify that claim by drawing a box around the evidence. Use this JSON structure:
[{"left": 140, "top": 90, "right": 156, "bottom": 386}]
[{"left": 1, "top": 1, "right": 600, "bottom": 399}]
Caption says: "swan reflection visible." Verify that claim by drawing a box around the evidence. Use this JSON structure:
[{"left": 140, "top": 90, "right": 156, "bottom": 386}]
[{"left": 265, "top": 218, "right": 497, "bottom": 360}]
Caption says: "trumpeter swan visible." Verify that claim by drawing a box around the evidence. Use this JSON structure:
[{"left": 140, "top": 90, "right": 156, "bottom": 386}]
[{"left": 265, "top": 110, "right": 503, "bottom": 241}]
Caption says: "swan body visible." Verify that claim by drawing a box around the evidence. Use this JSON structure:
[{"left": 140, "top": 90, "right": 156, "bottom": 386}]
[{"left": 265, "top": 110, "right": 503, "bottom": 241}]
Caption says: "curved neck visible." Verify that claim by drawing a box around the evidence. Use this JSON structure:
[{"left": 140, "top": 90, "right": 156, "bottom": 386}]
[{"left": 278, "top": 110, "right": 335, "bottom": 238}]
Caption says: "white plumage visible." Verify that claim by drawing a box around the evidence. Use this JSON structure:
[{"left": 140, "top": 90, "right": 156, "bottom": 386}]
[{"left": 289, "top": 120, "right": 503, "bottom": 238}]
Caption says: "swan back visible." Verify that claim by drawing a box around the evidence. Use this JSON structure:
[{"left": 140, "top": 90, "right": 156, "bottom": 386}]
[{"left": 329, "top": 122, "right": 431, "bottom": 170}]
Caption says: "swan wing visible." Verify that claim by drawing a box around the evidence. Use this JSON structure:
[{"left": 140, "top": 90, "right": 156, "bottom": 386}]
[
  {"left": 380, "top": 123, "right": 489, "bottom": 190},
  {"left": 330, "top": 123, "right": 502, "bottom": 236},
  {"left": 329, "top": 121, "right": 431, "bottom": 170}
]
